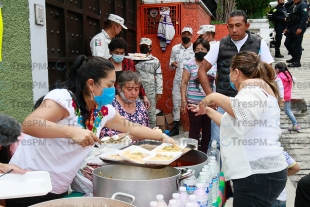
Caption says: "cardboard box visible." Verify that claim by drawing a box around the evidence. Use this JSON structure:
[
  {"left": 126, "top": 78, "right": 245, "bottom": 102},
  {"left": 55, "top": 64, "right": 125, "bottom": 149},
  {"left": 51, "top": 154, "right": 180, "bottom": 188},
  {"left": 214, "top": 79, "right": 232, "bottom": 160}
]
[{"left": 156, "top": 113, "right": 174, "bottom": 131}]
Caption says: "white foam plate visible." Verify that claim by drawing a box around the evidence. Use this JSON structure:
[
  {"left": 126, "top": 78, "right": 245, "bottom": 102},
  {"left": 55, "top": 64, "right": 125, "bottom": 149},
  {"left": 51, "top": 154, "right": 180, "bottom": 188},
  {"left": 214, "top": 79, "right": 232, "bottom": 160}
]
[
  {"left": 99, "top": 150, "right": 124, "bottom": 161},
  {"left": 152, "top": 143, "right": 186, "bottom": 153},
  {"left": 118, "top": 146, "right": 153, "bottom": 164},
  {"left": 0, "top": 171, "right": 52, "bottom": 199},
  {"left": 144, "top": 152, "right": 183, "bottom": 165},
  {"left": 124, "top": 56, "right": 153, "bottom": 61}
]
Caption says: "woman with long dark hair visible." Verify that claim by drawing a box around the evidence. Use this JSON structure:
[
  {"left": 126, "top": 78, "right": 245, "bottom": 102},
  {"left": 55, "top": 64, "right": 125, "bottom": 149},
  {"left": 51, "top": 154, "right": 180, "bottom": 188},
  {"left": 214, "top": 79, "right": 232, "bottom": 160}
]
[
  {"left": 190, "top": 51, "right": 288, "bottom": 206},
  {"left": 7, "top": 55, "right": 175, "bottom": 207}
]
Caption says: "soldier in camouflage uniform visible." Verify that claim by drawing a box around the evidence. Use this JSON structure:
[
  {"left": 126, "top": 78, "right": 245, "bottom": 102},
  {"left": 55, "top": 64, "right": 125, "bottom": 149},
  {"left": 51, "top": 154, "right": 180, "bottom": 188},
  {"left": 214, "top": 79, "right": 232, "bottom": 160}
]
[
  {"left": 135, "top": 38, "right": 163, "bottom": 128},
  {"left": 169, "top": 27, "right": 195, "bottom": 136}
]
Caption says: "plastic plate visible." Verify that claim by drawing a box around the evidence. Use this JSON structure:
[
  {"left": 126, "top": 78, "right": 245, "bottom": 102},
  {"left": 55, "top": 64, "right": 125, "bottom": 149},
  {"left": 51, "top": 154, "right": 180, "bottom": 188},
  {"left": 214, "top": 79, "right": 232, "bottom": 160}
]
[
  {"left": 118, "top": 146, "right": 153, "bottom": 164},
  {"left": 143, "top": 152, "right": 183, "bottom": 165},
  {"left": 152, "top": 143, "right": 186, "bottom": 153}
]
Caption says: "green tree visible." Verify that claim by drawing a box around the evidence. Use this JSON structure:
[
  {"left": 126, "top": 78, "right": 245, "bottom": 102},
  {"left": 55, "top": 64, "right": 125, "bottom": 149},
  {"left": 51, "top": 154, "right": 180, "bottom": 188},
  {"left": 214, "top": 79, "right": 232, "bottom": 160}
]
[{"left": 236, "top": 0, "right": 272, "bottom": 18}]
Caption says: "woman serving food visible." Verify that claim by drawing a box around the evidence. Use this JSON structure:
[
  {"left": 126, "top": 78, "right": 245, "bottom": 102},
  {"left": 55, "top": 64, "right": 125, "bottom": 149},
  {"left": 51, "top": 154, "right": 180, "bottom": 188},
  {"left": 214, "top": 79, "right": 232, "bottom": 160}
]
[{"left": 7, "top": 56, "right": 175, "bottom": 207}]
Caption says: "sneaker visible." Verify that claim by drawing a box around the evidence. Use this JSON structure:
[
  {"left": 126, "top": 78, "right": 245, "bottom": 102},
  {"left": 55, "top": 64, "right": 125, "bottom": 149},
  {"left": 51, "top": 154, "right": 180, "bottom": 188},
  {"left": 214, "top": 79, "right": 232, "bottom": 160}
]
[{"left": 288, "top": 125, "right": 301, "bottom": 131}]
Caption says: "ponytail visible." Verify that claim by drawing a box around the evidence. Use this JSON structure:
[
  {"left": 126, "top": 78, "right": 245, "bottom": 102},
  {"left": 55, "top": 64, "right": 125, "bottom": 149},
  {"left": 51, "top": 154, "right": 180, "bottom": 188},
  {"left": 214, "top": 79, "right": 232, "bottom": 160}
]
[{"left": 275, "top": 62, "right": 294, "bottom": 84}]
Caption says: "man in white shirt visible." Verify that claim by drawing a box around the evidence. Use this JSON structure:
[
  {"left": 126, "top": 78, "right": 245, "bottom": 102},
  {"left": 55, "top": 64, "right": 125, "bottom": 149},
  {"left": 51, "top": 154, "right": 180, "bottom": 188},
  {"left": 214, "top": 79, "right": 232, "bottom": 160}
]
[
  {"left": 198, "top": 10, "right": 274, "bottom": 149},
  {"left": 90, "top": 14, "right": 127, "bottom": 59},
  {"left": 169, "top": 27, "right": 195, "bottom": 136}
]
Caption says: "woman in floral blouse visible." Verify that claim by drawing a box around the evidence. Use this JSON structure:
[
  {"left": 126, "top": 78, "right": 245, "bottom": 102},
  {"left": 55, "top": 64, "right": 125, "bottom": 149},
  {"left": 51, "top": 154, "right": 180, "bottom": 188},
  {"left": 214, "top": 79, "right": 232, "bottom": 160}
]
[{"left": 100, "top": 71, "right": 149, "bottom": 138}]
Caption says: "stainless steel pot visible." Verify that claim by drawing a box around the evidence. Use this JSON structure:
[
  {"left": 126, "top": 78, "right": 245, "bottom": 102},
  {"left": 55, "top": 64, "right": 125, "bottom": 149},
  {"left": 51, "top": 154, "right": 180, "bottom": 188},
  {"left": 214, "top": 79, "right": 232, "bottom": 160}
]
[
  {"left": 30, "top": 192, "right": 136, "bottom": 207},
  {"left": 170, "top": 150, "right": 208, "bottom": 178},
  {"left": 92, "top": 165, "right": 193, "bottom": 207}
]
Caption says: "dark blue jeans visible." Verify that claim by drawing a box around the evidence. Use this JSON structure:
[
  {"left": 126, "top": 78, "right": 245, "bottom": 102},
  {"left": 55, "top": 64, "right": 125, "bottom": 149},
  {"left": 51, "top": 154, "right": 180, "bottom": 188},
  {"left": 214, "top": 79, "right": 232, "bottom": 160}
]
[{"left": 232, "top": 168, "right": 287, "bottom": 207}]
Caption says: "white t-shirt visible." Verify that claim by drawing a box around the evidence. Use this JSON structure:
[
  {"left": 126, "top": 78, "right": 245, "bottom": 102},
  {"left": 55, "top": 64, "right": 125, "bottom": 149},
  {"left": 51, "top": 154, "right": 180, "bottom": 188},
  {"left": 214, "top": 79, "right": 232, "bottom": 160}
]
[
  {"left": 204, "top": 34, "right": 274, "bottom": 66},
  {"left": 10, "top": 89, "right": 116, "bottom": 194},
  {"left": 220, "top": 86, "right": 287, "bottom": 180}
]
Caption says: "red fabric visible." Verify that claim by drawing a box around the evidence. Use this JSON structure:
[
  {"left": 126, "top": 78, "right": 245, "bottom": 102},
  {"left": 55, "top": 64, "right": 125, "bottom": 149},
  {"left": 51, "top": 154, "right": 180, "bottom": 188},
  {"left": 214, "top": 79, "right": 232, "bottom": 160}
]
[{"left": 116, "top": 58, "right": 147, "bottom": 98}]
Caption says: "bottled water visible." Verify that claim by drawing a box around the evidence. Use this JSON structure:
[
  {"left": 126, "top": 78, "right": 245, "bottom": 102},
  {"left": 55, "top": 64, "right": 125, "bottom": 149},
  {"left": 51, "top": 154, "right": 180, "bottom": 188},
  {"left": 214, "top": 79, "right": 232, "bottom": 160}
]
[
  {"left": 172, "top": 193, "right": 183, "bottom": 207},
  {"left": 183, "top": 175, "right": 197, "bottom": 195},
  {"left": 188, "top": 194, "right": 200, "bottom": 207},
  {"left": 196, "top": 172, "right": 209, "bottom": 194},
  {"left": 150, "top": 201, "right": 158, "bottom": 207},
  {"left": 186, "top": 203, "right": 195, "bottom": 207},
  {"left": 179, "top": 186, "right": 189, "bottom": 206},
  {"left": 193, "top": 183, "right": 208, "bottom": 207},
  {"left": 201, "top": 168, "right": 212, "bottom": 207},
  {"left": 207, "top": 140, "right": 220, "bottom": 168},
  {"left": 208, "top": 162, "right": 218, "bottom": 204},
  {"left": 156, "top": 195, "right": 168, "bottom": 207},
  {"left": 168, "top": 200, "right": 178, "bottom": 207}
]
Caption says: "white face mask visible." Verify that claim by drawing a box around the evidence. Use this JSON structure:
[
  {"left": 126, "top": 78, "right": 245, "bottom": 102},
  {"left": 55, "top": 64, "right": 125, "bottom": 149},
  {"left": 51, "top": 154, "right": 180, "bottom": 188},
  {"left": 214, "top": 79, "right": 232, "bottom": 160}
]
[{"left": 119, "top": 91, "right": 134, "bottom": 104}]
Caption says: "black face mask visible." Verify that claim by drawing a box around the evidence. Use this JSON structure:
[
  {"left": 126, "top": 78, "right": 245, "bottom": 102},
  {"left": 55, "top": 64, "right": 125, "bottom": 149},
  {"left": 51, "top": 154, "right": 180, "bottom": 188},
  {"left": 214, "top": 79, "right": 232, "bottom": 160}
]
[
  {"left": 279, "top": 3, "right": 284, "bottom": 6},
  {"left": 195, "top": 52, "right": 207, "bottom": 61},
  {"left": 182, "top": 36, "right": 191, "bottom": 44},
  {"left": 140, "top": 46, "right": 149, "bottom": 54}
]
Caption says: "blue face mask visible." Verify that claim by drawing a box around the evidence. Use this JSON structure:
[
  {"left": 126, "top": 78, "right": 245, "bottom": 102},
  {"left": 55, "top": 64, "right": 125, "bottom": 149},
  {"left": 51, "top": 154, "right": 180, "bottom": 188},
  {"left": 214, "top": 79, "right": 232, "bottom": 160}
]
[
  {"left": 229, "top": 73, "right": 237, "bottom": 90},
  {"left": 112, "top": 54, "right": 124, "bottom": 63},
  {"left": 94, "top": 83, "right": 115, "bottom": 108}
]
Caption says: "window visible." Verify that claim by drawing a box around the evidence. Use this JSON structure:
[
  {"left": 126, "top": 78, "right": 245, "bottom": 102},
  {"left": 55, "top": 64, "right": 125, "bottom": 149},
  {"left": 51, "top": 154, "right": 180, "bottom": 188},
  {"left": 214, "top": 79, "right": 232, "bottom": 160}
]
[{"left": 140, "top": 4, "right": 181, "bottom": 37}]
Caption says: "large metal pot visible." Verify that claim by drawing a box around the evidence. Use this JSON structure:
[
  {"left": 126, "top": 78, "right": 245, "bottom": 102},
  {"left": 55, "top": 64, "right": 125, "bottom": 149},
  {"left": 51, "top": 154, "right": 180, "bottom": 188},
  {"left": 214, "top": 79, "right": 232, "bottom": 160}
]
[
  {"left": 30, "top": 193, "right": 136, "bottom": 207},
  {"left": 92, "top": 165, "right": 193, "bottom": 207},
  {"left": 170, "top": 150, "right": 208, "bottom": 178}
]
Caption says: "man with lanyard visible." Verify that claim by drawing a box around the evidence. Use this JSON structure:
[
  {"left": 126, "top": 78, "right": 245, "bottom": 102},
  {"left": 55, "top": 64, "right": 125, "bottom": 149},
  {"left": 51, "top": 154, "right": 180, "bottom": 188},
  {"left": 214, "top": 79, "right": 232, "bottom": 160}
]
[
  {"left": 169, "top": 27, "right": 195, "bottom": 136},
  {"left": 135, "top": 38, "right": 163, "bottom": 128},
  {"left": 273, "top": 0, "right": 288, "bottom": 58},
  {"left": 90, "top": 14, "right": 127, "bottom": 59},
  {"left": 198, "top": 10, "right": 274, "bottom": 149},
  {"left": 284, "top": 0, "right": 309, "bottom": 67}
]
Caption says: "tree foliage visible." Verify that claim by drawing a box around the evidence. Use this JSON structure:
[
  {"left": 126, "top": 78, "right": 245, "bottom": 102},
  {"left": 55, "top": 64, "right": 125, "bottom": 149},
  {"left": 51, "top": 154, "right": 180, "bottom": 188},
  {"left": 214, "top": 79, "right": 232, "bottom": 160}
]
[{"left": 236, "top": 0, "right": 271, "bottom": 18}]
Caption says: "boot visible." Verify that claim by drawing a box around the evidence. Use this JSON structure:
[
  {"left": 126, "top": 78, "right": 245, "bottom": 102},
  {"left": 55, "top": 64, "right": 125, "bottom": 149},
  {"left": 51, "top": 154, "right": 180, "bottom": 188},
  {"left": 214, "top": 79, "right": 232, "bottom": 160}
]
[
  {"left": 288, "top": 62, "right": 301, "bottom": 67},
  {"left": 286, "top": 58, "right": 296, "bottom": 63},
  {"left": 275, "top": 53, "right": 284, "bottom": 58},
  {"left": 169, "top": 121, "right": 179, "bottom": 136}
]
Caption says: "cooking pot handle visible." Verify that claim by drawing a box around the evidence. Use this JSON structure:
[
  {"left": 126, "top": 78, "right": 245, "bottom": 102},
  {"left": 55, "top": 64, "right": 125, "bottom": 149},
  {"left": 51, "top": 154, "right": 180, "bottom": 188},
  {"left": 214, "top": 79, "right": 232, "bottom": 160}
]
[
  {"left": 111, "top": 192, "right": 135, "bottom": 204},
  {"left": 176, "top": 168, "right": 195, "bottom": 190}
]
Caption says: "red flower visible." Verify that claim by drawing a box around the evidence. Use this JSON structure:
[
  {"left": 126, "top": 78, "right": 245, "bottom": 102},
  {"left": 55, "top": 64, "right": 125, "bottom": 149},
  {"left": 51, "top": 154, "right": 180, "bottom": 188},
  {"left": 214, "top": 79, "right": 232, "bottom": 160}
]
[{"left": 100, "top": 106, "right": 109, "bottom": 116}]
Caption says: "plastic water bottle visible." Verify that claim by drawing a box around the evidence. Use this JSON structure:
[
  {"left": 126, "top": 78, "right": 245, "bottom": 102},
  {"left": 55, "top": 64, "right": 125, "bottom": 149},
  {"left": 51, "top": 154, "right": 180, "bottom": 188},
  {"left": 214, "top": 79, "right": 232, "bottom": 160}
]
[
  {"left": 208, "top": 163, "right": 218, "bottom": 204},
  {"left": 188, "top": 195, "right": 200, "bottom": 207},
  {"left": 184, "top": 175, "right": 197, "bottom": 195},
  {"left": 172, "top": 193, "right": 183, "bottom": 207},
  {"left": 207, "top": 140, "right": 220, "bottom": 167},
  {"left": 196, "top": 172, "right": 209, "bottom": 194},
  {"left": 186, "top": 203, "right": 195, "bottom": 207},
  {"left": 150, "top": 201, "right": 158, "bottom": 207},
  {"left": 202, "top": 167, "right": 212, "bottom": 207},
  {"left": 210, "top": 157, "right": 220, "bottom": 174},
  {"left": 179, "top": 186, "right": 189, "bottom": 206},
  {"left": 156, "top": 195, "right": 168, "bottom": 207},
  {"left": 168, "top": 200, "right": 178, "bottom": 207},
  {"left": 193, "top": 183, "right": 208, "bottom": 207}
]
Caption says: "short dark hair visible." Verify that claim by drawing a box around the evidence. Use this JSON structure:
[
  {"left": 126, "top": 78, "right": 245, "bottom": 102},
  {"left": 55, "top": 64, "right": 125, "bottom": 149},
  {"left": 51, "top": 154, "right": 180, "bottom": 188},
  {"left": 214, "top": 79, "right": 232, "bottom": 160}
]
[
  {"left": 0, "top": 114, "right": 21, "bottom": 146},
  {"left": 229, "top": 10, "right": 248, "bottom": 23},
  {"left": 108, "top": 38, "right": 128, "bottom": 52},
  {"left": 206, "top": 31, "right": 215, "bottom": 38},
  {"left": 193, "top": 38, "right": 210, "bottom": 52}
]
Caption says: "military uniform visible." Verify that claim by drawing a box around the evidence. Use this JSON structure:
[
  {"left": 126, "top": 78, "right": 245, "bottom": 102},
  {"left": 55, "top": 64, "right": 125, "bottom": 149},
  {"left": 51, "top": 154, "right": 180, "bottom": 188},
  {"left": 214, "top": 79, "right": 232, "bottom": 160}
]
[
  {"left": 90, "top": 30, "right": 112, "bottom": 59},
  {"left": 135, "top": 55, "right": 163, "bottom": 128},
  {"left": 272, "top": 4, "right": 288, "bottom": 57},
  {"left": 284, "top": 0, "right": 309, "bottom": 67},
  {"left": 169, "top": 43, "right": 195, "bottom": 122}
]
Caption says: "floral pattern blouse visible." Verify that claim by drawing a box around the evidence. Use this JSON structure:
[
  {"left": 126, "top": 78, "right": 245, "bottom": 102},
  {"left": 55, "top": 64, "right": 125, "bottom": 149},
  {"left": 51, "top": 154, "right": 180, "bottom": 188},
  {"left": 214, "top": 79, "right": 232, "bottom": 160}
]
[{"left": 100, "top": 97, "right": 149, "bottom": 137}]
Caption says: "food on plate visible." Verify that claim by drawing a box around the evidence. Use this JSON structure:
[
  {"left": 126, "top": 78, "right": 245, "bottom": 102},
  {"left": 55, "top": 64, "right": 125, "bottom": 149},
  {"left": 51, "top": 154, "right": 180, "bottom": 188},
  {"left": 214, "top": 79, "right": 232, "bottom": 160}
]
[
  {"left": 101, "top": 135, "right": 130, "bottom": 144},
  {"left": 107, "top": 154, "right": 122, "bottom": 160},
  {"left": 122, "top": 150, "right": 150, "bottom": 163},
  {"left": 150, "top": 154, "right": 174, "bottom": 161},
  {"left": 157, "top": 144, "right": 182, "bottom": 152},
  {"left": 128, "top": 53, "right": 146, "bottom": 58}
]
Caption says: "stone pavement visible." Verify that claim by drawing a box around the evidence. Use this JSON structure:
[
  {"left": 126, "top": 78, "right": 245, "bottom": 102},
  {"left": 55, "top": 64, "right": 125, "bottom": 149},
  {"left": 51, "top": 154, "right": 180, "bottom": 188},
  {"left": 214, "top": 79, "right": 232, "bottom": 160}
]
[{"left": 174, "top": 28, "right": 310, "bottom": 206}]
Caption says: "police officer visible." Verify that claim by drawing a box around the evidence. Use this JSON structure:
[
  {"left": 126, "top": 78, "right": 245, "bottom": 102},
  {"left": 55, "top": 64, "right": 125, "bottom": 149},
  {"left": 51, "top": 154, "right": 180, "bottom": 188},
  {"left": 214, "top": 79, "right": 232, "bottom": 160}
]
[
  {"left": 284, "top": 0, "right": 309, "bottom": 67},
  {"left": 273, "top": 0, "right": 288, "bottom": 58},
  {"left": 90, "top": 14, "right": 127, "bottom": 59}
]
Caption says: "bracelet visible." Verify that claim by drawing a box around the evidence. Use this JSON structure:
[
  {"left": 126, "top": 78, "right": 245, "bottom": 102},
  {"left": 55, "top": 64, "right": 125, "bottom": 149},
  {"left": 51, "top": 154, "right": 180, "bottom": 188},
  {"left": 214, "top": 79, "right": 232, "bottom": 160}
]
[{"left": 161, "top": 133, "right": 169, "bottom": 143}]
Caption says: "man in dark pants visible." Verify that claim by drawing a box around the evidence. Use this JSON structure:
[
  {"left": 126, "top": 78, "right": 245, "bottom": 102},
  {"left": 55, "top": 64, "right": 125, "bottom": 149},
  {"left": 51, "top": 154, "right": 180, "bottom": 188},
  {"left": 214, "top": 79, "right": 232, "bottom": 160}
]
[
  {"left": 284, "top": 0, "right": 309, "bottom": 67},
  {"left": 295, "top": 174, "right": 310, "bottom": 207},
  {"left": 273, "top": 0, "right": 288, "bottom": 58}
]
